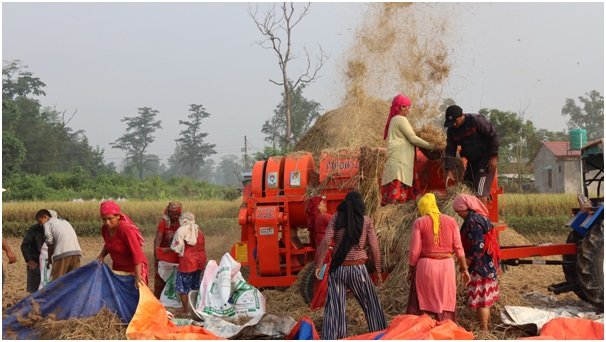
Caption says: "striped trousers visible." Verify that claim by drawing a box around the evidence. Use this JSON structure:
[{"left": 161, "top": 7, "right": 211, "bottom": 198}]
[{"left": 322, "top": 265, "right": 387, "bottom": 340}]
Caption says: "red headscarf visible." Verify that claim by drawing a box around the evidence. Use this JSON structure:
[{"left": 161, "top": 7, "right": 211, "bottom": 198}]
[
  {"left": 383, "top": 94, "right": 412, "bottom": 140},
  {"left": 100, "top": 200, "right": 145, "bottom": 246},
  {"left": 453, "top": 194, "right": 500, "bottom": 271}
]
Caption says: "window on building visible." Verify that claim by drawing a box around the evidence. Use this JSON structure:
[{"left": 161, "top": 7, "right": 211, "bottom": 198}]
[
  {"left": 548, "top": 169, "right": 553, "bottom": 188},
  {"left": 558, "top": 165, "right": 562, "bottom": 173}
]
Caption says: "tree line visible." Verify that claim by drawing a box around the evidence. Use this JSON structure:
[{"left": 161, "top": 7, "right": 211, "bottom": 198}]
[{"left": 1, "top": 61, "right": 242, "bottom": 200}]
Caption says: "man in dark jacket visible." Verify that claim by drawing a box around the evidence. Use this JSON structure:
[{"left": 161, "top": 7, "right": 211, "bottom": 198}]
[
  {"left": 20, "top": 223, "right": 46, "bottom": 292},
  {"left": 443, "top": 105, "right": 499, "bottom": 204}
]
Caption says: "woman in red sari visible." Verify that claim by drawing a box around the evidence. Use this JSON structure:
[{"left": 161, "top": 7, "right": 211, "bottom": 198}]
[{"left": 97, "top": 200, "right": 148, "bottom": 288}]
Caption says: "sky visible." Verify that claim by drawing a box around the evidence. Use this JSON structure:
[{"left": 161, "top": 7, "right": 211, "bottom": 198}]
[{"left": 2, "top": 2, "right": 604, "bottom": 168}]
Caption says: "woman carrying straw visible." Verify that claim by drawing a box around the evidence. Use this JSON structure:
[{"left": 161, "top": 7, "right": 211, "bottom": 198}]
[
  {"left": 97, "top": 200, "right": 148, "bottom": 288},
  {"left": 314, "top": 191, "right": 387, "bottom": 339},
  {"left": 380, "top": 94, "right": 436, "bottom": 205},
  {"left": 453, "top": 194, "right": 500, "bottom": 331},
  {"left": 407, "top": 193, "right": 470, "bottom": 322}
]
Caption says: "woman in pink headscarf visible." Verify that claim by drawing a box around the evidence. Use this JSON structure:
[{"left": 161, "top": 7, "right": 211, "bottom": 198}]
[
  {"left": 453, "top": 194, "right": 500, "bottom": 331},
  {"left": 97, "top": 200, "right": 148, "bottom": 288},
  {"left": 380, "top": 94, "right": 436, "bottom": 205}
]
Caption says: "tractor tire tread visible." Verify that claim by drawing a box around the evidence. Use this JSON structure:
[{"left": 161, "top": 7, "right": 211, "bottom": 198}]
[{"left": 577, "top": 221, "right": 604, "bottom": 308}]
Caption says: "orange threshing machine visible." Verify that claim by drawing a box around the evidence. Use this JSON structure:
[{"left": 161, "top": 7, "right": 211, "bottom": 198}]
[
  {"left": 231, "top": 148, "right": 500, "bottom": 288},
  {"left": 231, "top": 143, "right": 603, "bottom": 308}
]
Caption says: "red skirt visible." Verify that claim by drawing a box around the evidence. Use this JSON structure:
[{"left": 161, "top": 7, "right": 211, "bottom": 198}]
[
  {"left": 466, "top": 273, "right": 499, "bottom": 308},
  {"left": 380, "top": 179, "right": 419, "bottom": 206}
]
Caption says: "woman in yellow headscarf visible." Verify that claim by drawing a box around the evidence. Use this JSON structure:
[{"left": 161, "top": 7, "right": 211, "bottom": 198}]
[{"left": 406, "top": 193, "right": 470, "bottom": 322}]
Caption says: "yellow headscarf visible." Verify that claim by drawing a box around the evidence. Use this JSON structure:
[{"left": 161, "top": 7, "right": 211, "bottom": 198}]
[{"left": 417, "top": 193, "right": 441, "bottom": 245}]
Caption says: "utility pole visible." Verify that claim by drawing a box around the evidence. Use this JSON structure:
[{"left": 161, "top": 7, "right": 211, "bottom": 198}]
[{"left": 243, "top": 135, "right": 250, "bottom": 170}]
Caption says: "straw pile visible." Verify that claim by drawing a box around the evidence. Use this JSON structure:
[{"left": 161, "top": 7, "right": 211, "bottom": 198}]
[
  {"left": 15, "top": 300, "right": 126, "bottom": 340},
  {"left": 294, "top": 95, "right": 390, "bottom": 159}
]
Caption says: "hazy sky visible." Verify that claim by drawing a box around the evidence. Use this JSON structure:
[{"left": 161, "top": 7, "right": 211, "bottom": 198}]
[{"left": 2, "top": 2, "right": 604, "bottom": 167}]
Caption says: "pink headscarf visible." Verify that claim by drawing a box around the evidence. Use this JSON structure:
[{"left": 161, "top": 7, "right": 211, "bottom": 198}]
[
  {"left": 452, "top": 194, "right": 489, "bottom": 217},
  {"left": 100, "top": 200, "right": 145, "bottom": 246},
  {"left": 453, "top": 194, "right": 500, "bottom": 271},
  {"left": 384, "top": 94, "right": 412, "bottom": 140}
]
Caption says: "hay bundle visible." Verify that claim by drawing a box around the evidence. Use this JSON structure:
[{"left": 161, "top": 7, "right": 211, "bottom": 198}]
[
  {"left": 16, "top": 301, "right": 126, "bottom": 340},
  {"left": 358, "top": 146, "right": 386, "bottom": 218},
  {"left": 294, "top": 95, "right": 390, "bottom": 159},
  {"left": 416, "top": 124, "right": 447, "bottom": 151}
]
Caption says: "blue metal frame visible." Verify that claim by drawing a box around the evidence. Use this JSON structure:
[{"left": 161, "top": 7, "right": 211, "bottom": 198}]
[{"left": 568, "top": 204, "right": 604, "bottom": 237}]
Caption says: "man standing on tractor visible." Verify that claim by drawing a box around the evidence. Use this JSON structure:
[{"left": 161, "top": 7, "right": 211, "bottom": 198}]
[{"left": 443, "top": 105, "right": 499, "bottom": 204}]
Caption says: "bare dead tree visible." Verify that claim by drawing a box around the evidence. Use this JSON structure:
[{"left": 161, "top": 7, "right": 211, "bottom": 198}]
[{"left": 250, "top": 2, "right": 326, "bottom": 150}]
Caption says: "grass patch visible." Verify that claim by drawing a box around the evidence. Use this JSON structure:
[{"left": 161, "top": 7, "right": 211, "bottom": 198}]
[
  {"left": 503, "top": 215, "right": 572, "bottom": 245},
  {"left": 2, "top": 200, "right": 241, "bottom": 237},
  {"left": 500, "top": 193, "right": 577, "bottom": 217}
]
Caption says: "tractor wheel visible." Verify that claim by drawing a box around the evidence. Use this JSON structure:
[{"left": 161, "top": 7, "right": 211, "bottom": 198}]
[
  {"left": 299, "top": 263, "right": 316, "bottom": 304},
  {"left": 562, "top": 231, "right": 588, "bottom": 301},
  {"left": 577, "top": 221, "right": 604, "bottom": 308}
]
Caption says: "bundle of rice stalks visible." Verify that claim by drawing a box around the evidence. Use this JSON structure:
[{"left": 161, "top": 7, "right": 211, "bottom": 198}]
[
  {"left": 416, "top": 124, "right": 447, "bottom": 151},
  {"left": 358, "top": 146, "right": 386, "bottom": 218},
  {"left": 15, "top": 301, "right": 126, "bottom": 340}
]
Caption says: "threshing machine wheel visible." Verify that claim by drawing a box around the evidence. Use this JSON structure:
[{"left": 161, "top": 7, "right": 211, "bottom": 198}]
[
  {"left": 576, "top": 221, "right": 604, "bottom": 308},
  {"left": 562, "top": 231, "right": 588, "bottom": 301},
  {"left": 299, "top": 263, "right": 315, "bottom": 304}
]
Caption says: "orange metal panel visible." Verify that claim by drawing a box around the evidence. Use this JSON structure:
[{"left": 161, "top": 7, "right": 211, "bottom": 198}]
[
  {"left": 283, "top": 152, "right": 314, "bottom": 196},
  {"left": 255, "top": 206, "right": 281, "bottom": 275},
  {"left": 414, "top": 150, "right": 447, "bottom": 194},
  {"left": 500, "top": 243, "right": 577, "bottom": 260},
  {"left": 265, "top": 156, "right": 284, "bottom": 197},
  {"left": 284, "top": 153, "right": 315, "bottom": 228},
  {"left": 247, "top": 275, "right": 298, "bottom": 288},
  {"left": 251, "top": 160, "right": 265, "bottom": 198},
  {"left": 318, "top": 149, "right": 359, "bottom": 191}
]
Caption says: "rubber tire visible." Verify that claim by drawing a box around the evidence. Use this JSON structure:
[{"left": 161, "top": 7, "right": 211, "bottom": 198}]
[
  {"left": 299, "top": 263, "right": 315, "bottom": 304},
  {"left": 577, "top": 220, "right": 604, "bottom": 309},
  {"left": 562, "top": 231, "right": 588, "bottom": 301}
]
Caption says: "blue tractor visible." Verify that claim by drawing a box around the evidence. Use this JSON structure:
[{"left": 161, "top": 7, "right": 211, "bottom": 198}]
[{"left": 549, "top": 139, "right": 604, "bottom": 308}]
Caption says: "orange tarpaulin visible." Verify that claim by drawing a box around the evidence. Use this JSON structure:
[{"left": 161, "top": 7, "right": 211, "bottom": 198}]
[
  {"left": 344, "top": 314, "right": 474, "bottom": 340},
  {"left": 126, "top": 285, "right": 223, "bottom": 340},
  {"left": 520, "top": 317, "right": 604, "bottom": 340}
]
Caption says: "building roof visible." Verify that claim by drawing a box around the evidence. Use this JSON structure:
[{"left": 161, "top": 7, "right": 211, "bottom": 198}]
[{"left": 543, "top": 141, "right": 581, "bottom": 158}]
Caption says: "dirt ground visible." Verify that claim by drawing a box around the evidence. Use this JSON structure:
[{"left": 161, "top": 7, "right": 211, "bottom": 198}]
[{"left": 0, "top": 227, "right": 593, "bottom": 339}]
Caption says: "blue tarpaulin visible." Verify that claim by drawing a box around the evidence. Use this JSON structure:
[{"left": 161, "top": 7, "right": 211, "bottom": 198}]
[{"left": 2, "top": 261, "right": 139, "bottom": 339}]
